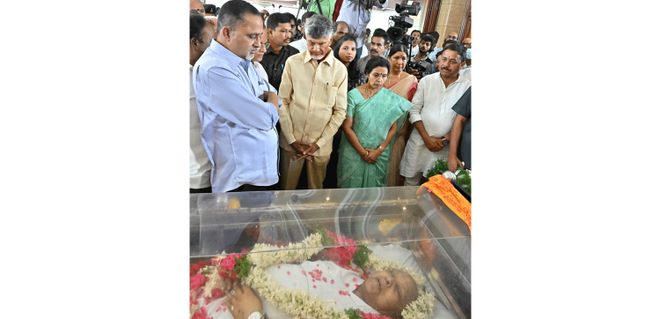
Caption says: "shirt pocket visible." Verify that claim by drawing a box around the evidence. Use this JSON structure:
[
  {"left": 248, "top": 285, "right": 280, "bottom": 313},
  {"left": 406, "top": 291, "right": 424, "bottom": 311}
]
[{"left": 326, "top": 85, "right": 338, "bottom": 108}]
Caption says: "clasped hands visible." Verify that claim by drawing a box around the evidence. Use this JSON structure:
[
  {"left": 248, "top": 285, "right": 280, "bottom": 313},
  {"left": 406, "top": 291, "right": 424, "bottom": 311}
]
[
  {"left": 359, "top": 146, "right": 383, "bottom": 164},
  {"left": 291, "top": 142, "right": 319, "bottom": 161}
]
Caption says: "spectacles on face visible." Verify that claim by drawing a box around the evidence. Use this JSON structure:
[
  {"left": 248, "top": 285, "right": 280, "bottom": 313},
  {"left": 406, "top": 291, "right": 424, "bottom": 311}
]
[
  {"left": 437, "top": 56, "right": 460, "bottom": 65},
  {"left": 190, "top": 8, "right": 205, "bottom": 14}
]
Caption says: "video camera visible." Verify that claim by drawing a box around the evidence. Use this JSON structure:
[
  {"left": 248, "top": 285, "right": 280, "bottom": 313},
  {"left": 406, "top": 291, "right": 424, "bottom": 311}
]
[{"left": 386, "top": 0, "right": 421, "bottom": 46}]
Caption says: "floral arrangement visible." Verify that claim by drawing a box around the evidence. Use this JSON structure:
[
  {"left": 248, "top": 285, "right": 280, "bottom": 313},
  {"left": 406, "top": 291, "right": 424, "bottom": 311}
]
[
  {"left": 425, "top": 159, "right": 471, "bottom": 195},
  {"left": 190, "top": 231, "right": 435, "bottom": 319}
]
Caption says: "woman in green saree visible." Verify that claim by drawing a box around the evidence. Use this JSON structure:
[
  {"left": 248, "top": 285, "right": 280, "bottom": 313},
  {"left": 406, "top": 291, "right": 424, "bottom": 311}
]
[{"left": 337, "top": 56, "right": 413, "bottom": 188}]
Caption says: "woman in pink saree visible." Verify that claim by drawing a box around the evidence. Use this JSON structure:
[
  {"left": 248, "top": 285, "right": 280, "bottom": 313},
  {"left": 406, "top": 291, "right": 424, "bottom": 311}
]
[{"left": 384, "top": 45, "right": 418, "bottom": 186}]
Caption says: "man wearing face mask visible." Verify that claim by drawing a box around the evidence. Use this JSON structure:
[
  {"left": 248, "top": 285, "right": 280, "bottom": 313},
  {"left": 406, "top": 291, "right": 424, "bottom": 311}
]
[
  {"left": 193, "top": 0, "right": 280, "bottom": 193},
  {"left": 461, "top": 37, "right": 471, "bottom": 67},
  {"left": 277, "top": 15, "right": 348, "bottom": 190}
]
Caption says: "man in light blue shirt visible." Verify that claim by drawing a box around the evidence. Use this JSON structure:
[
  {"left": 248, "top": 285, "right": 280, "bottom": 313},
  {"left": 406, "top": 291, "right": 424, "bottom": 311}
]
[{"left": 193, "top": 0, "right": 280, "bottom": 192}]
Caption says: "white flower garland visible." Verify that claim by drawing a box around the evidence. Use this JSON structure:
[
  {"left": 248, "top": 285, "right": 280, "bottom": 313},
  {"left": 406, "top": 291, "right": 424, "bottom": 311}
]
[
  {"left": 243, "top": 266, "right": 349, "bottom": 319},
  {"left": 247, "top": 232, "right": 324, "bottom": 268},
  {"left": 401, "top": 292, "right": 435, "bottom": 319},
  {"left": 194, "top": 233, "right": 436, "bottom": 319}
]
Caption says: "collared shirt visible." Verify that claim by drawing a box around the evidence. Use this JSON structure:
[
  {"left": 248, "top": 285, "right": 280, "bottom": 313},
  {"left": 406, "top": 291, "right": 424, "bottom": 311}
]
[
  {"left": 400, "top": 72, "right": 471, "bottom": 177},
  {"left": 336, "top": 0, "right": 387, "bottom": 48},
  {"left": 410, "top": 44, "right": 419, "bottom": 58},
  {"left": 193, "top": 40, "right": 280, "bottom": 192},
  {"left": 189, "top": 65, "right": 211, "bottom": 189},
  {"left": 289, "top": 38, "right": 306, "bottom": 52},
  {"left": 278, "top": 49, "right": 348, "bottom": 157},
  {"left": 261, "top": 45, "right": 299, "bottom": 91}
]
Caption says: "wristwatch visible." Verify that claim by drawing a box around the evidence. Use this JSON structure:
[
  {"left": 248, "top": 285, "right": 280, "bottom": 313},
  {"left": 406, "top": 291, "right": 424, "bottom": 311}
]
[{"left": 248, "top": 311, "right": 266, "bottom": 319}]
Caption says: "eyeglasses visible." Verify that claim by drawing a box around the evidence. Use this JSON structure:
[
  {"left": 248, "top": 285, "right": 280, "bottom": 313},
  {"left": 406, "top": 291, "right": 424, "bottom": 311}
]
[
  {"left": 437, "top": 56, "right": 460, "bottom": 65},
  {"left": 190, "top": 8, "right": 205, "bottom": 14}
]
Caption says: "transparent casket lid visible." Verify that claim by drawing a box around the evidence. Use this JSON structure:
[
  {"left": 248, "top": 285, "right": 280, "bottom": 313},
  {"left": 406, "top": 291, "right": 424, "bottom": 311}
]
[{"left": 190, "top": 186, "right": 470, "bottom": 319}]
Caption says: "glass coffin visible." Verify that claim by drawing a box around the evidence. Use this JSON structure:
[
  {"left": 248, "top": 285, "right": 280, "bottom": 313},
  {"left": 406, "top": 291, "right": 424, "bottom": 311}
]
[{"left": 190, "top": 186, "right": 470, "bottom": 319}]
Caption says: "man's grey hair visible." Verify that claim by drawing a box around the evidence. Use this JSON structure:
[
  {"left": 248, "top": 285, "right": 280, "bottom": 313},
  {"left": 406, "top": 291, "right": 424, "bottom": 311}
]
[{"left": 304, "top": 14, "right": 333, "bottom": 39}]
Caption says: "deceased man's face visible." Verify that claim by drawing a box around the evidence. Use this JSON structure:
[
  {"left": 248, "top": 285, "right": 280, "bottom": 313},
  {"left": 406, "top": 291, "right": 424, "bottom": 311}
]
[{"left": 355, "top": 269, "right": 419, "bottom": 317}]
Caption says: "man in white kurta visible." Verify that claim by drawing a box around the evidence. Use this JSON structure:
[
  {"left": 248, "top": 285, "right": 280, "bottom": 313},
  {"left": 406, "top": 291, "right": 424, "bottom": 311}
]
[
  {"left": 205, "top": 260, "right": 378, "bottom": 318},
  {"left": 400, "top": 45, "right": 471, "bottom": 186}
]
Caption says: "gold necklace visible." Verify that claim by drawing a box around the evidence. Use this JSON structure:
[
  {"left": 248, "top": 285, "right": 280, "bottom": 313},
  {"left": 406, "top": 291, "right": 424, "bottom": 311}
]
[{"left": 360, "top": 85, "right": 378, "bottom": 99}]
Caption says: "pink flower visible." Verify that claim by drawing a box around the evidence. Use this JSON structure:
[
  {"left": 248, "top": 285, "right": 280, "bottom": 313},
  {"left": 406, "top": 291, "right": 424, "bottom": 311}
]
[
  {"left": 190, "top": 261, "right": 211, "bottom": 276},
  {"left": 192, "top": 306, "right": 208, "bottom": 319},
  {"left": 218, "top": 255, "right": 238, "bottom": 271},
  {"left": 190, "top": 273, "right": 207, "bottom": 290},
  {"left": 360, "top": 312, "right": 393, "bottom": 319},
  {"left": 211, "top": 288, "right": 225, "bottom": 299}
]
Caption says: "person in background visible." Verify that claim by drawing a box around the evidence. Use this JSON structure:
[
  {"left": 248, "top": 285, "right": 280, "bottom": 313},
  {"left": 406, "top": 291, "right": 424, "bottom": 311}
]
[
  {"left": 409, "top": 29, "right": 421, "bottom": 58},
  {"left": 357, "top": 29, "right": 388, "bottom": 82},
  {"left": 461, "top": 37, "right": 471, "bottom": 67},
  {"left": 338, "top": 56, "right": 412, "bottom": 188},
  {"left": 333, "top": 34, "right": 361, "bottom": 91},
  {"left": 308, "top": 0, "right": 336, "bottom": 20},
  {"left": 203, "top": 3, "right": 219, "bottom": 34},
  {"left": 285, "top": 13, "right": 298, "bottom": 39},
  {"left": 406, "top": 34, "right": 435, "bottom": 80},
  {"left": 446, "top": 31, "right": 458, "bottom": 42},
  {"left": 425, "top": 31, "right": 441, "bottom": 61},
  {"left": 331, "top": 20, "right": 350, "bottom": 46},
  {"left": 359, "top": 27, "right": 371, "bottom": 58},
  {"left": 253, "top": 17, "right": 271, "bottom": 85},
  {"left": 204, "top": 3, "right": 218, "bottom": 16},
  {"left": 193, "top": 0, "right": 280, "bottom": 192},
  {"left": 400, "top": 43, "right": 471, "bottom": 186},
  {"left": 447, "top": 86, "right": 471, "bottom": 172},
  {"left": 383, "top": 44, "right": 418, "bottom": 187},
  {"left": 289, "top": 11, "right": 317, "bottom": 51},
  {"left": 278, "top": 15, "right": 348, "bottom": 190},
  {"left": 190, "top": 0, "right": 205, "bottom": 15},
  {"left": 261, "top": 13, "right": 299, "bottom": 91},
  {"left": 336, "top": 0, "right": 387, "bottom": 60},
  {"left": 189, "top": 14, "right": 214, "bottom": 193},
  {"left": 260, "top": 9, "right": 270, "bottom": 22}
]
